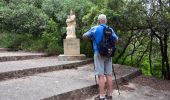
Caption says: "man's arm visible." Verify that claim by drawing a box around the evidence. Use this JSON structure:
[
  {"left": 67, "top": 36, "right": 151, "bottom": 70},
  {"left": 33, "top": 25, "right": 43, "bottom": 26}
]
[
  {"left": 82, "top": 34, "right": 88, "bottom": 40},
  {"left": 111, "top": 29, "right": 118, "bottom": 44},
  {"left": 82, "top": 26, "right": 96, "bottom": 40}
]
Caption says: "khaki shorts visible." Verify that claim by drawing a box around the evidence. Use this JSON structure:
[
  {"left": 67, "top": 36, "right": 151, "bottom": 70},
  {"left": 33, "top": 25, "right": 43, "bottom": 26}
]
[{"left": 94, "top": 53, "right": 112, "bottom": 76}]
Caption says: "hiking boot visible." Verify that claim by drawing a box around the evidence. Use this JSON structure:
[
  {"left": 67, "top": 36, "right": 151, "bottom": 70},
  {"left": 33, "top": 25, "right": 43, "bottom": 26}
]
[
  {"left": 94, "top": 96, "right": 105, "bottom": 100},
  {"left": 105, "top": 95, "right": 112, "bottom": 100}
]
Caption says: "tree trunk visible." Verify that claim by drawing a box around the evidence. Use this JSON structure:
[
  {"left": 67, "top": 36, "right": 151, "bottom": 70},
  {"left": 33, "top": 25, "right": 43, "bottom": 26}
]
[
  {"left": 136, "top": 42, "right": 149, "bottom": 68},
  {"left": 149, "top": 35, "right": 153, "bottom": 75},
  {"left": 115, "top": 31, "right": 134, "bottom": 63},
  {"left": 159, "top": 38, "right": 166, "bottom": 79},
  {"left": 163, "top": 33, "right": 170, "bottom": 79}
]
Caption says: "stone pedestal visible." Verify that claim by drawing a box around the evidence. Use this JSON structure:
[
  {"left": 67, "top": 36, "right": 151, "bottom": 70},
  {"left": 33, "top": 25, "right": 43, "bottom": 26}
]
[
  {"left": 64, "top": 38, "right": 80, "bottom": 55},
  {"left": 58, "top": 38, "right": 86, "bottom": 61}
]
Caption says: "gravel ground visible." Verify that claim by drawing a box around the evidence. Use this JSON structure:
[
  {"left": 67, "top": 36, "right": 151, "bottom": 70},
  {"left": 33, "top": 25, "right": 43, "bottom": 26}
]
[
  {"left": 129, "top": 75, "right": 170, "bottom": 91},
  {"left": 86, "top": 75, "right": 170, "bottom": 100}
]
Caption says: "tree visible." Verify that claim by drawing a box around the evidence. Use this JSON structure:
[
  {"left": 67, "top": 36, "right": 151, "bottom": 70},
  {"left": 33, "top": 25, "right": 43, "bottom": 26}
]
[
  {"left": 1, "top": 0, "right": 48, "bottom": 36},
  {"left": 144, "top": 0, "right": 170, "bottom": 79}
]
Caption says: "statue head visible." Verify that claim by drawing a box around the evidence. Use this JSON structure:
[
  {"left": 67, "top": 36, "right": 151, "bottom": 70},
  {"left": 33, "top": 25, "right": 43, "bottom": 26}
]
[{"left": 70, "top": 9, "right": 74, "bottom": 15}]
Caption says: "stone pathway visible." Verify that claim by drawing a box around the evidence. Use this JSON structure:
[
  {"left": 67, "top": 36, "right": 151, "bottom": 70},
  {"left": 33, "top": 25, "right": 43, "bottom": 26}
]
[
  {"left": 0, "top": 63, "right": 140, "bottom": 100},
  {"left": 0, "top": 51, "right": 45, "bottom": 57},
  {"left": 1, "top": 50, "right": 163, "bottom": 100},
  {"left": 0, "top": 51, "right": 47, "bottom": 62},
  {"left": 0, "top": 64, "right": 94, "bottom": 100},
  {"left": 0, "top": 57, "right": 90, "bottom": 73}
]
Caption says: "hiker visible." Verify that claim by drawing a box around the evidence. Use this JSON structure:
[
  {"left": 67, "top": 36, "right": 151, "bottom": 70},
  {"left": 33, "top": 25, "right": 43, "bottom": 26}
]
[{"left": 82, "top": 14, "right": 118, "bottom": 100}]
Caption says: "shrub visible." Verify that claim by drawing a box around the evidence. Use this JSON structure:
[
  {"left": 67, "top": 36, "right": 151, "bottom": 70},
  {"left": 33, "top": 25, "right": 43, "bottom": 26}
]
[
  {"left": 0, "top": 32, "right": 32, "bottom": 50},
  {"left": 1, "top": 2, "right": 48, "bottom": 36}
]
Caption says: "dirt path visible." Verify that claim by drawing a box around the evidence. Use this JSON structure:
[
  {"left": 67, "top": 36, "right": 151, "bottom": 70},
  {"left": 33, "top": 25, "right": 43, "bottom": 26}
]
[{"left": 86, "top": 75, "right": 170, "bottom": 100}]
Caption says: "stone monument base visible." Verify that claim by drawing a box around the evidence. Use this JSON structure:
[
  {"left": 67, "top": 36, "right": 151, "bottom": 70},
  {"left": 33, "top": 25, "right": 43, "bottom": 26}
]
[
  {"left": 64, "top": 38, "right": 80, "bottom": 55},
  {"left": 58, "top": 54, "right": 86, "bottom": 61},
  {"left": 58, "top": 38, "right": 86, "bottom": 61}
]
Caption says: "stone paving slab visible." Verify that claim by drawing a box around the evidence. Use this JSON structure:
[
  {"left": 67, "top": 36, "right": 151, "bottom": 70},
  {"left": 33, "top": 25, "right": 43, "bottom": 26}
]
[
  {"left": 0, "top": 64, "right": 141, "bottom": 100},
  {"left": 0, "top": 51, "right": 47, "bottom": 62},
  {"left": 0, "top": 57, "right": 92, "bottom": 81}
]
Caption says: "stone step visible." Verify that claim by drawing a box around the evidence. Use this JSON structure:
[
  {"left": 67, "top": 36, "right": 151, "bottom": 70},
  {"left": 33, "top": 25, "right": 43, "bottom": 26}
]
[
  {"left": 0, "top": 51, "right": 47, "bottom": 62},
  {"left": 42, "top": 64, "right": 141, "bottom": 100},
  {"left": 0, "top": 57, "right": 92, "bottom": 81},
  {"left": 0, "top": 48, "right": 9, "bottom": 52},
  {"left": 0, "top": 64, "right": 141, "bottom": 100}
]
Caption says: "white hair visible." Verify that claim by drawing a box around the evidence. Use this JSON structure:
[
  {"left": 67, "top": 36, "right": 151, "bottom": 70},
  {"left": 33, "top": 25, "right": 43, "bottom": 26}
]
[{"left": 98, "top": 14, "right": 107, "bottom": 20}]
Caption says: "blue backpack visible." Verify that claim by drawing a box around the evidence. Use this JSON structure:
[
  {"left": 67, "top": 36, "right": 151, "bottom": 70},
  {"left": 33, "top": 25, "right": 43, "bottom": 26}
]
[{"left": 98, "top": 25, "right": 117, "bottom": 57}]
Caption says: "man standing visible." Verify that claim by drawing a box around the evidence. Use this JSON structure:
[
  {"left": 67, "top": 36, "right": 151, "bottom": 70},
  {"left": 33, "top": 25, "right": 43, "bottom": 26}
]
[{"left": 82, "top": 14, "right": 118, "bottom": 100}]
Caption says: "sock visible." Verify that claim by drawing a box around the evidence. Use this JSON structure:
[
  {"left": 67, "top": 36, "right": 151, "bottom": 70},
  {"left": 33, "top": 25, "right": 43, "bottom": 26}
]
[{"left": 100, "top": 95, "right": 105, "bottom": 99}]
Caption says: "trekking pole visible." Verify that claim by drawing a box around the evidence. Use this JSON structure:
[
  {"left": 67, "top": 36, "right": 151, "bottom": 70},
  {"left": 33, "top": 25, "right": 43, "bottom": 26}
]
[
  {"left": 112, "top": 64, "right": 120, "bottom": 95},
  {"left": 94, "top": 64, "right": 98, "bottom": 87}
]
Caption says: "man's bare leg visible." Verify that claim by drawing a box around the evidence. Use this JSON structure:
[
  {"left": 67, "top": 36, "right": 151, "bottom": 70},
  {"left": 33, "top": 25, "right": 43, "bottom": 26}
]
[
  {"left": 98, "top": 75, "right": 105, "bottom": 97},
  {"left": 106, "top": 75, "right": 113, "bottom": 96}
]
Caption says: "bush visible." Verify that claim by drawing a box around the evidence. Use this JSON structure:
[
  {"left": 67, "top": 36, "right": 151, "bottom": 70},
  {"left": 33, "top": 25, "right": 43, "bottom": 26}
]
[
  {"left": 1, "top": 2, "right": 48, "bottom": 36},
  {"left": 0, "top": 32, "right": 31, "bottom": 50},
  {"left": 0, "top": 33, "right": 14, "bottom": 48},
  {"left": 40, "top": 31, "right": 63, "bottom": 55},
  {"left": 40, "top": 19, "right": 63, "bottom": 54},
  {"left": 0, "top": 17, "right": 63, "bottom": 55},
  {"left": 20, "top": 38, "right": 44, "bottom": 52}
]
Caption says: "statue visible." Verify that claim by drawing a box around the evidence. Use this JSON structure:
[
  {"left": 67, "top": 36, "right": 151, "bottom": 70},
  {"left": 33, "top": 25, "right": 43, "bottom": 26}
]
[
  {"left": 58, "top": 9, "right": 85, "bottom": 60},
  {"left": 66, "top": 10, "right": 76, "bottom": 39}
]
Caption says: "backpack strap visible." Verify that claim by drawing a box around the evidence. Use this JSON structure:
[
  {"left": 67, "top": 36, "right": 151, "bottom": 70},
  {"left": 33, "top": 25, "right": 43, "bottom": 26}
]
[
  {"left": 100, "top": 24, "right": 106, "bottom": 28},
  {"left": 100, "top": 24, "right": 110, "bottom": 30},
  {"left": 92, "top": 25, "right": 108, "bottom": 49},
  {"left": 92, "top": 25, "right": 104, "bottom": 50}
]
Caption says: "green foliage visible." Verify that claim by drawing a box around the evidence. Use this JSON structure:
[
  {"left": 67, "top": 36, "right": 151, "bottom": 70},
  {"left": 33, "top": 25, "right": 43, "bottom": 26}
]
[
  {"left": 0, "top": 18, "right": 62, "bottom": 54},
  {"left": 80, "top": 39, "right": 93, "bottom": 57},
  {"left": 141, "top": 59, "right": 151, "bottom": 76},
  {"left": 20, "top": 39, "right": 43, "bottom": 52},
  {"left": 0, "top": 0, "right": 5, "bottom": 9},
  {"left": 152, "top": 62, "right": 162, "bottom": 78},
  {"left": 36, "top": 18, "right": 63, "bottom": 54},
  {"left": 42, "top": 0, "right": 93, "bottom": 24},
  {"left": 1, "top": 1, "right": 48, "bottom": 36},
  {"left": 0, "top": 32, "right": 32, "bottom": 51},
  {"left": 0, "top": 33, "right": 17, "bottom": 48},
  {"left": 33, "top": 0, "right": 43, "bottom": 8},
  {"left": 41, "top": 31, "right": 63, "bottom": 54}
]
